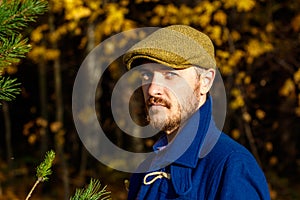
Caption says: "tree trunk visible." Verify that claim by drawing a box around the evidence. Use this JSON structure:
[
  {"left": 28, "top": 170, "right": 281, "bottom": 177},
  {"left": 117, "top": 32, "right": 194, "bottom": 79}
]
[
  {"left": 49, "top": 2, "right": 70, "bottom": 199},
  {"left": 2, "top": 101, "right": 13, "bottom": 166},
  {"left": 38, "top": 57, "right": 49, "bottom": 156}
]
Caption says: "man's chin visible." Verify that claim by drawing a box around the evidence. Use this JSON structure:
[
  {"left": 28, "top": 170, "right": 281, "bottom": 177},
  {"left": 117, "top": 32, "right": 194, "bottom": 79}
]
[{"left": 148, "top": 105, "right": 167, "bottom": 112}]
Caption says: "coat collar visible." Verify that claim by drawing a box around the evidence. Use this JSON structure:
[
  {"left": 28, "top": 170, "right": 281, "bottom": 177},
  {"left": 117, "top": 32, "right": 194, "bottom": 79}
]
[{"left": 151, "top": 95, "right": 221, "bottom": 169}]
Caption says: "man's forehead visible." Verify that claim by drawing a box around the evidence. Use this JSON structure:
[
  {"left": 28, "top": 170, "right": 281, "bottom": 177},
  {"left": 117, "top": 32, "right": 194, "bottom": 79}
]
[{"left": 138, "top": 62, "right": 176, "bottom": 71}]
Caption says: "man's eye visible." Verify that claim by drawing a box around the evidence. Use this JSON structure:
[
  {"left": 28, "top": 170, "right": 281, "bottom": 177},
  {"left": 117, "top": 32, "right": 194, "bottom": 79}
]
[
  {"left": 164, "top": 72, "right": 178, "bottom": 79},
  {"left": 140, "top": 72, "right": 152, "bottom": 81}
]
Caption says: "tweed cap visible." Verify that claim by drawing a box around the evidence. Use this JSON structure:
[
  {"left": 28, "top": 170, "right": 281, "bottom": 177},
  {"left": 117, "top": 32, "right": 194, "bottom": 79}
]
[{"left": 123, "top": 25, "right": 216, "bottom": 70}]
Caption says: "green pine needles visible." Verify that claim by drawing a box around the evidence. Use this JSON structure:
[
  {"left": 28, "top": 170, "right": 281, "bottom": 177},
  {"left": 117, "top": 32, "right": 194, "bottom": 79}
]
[
  {"left": 25, "top": 150, "right": 111, "bottom": 200},
  {"left": 36, "top": 149, "right": 55, "bottom": 182},
  {"left": 0, "top": 0, "right": 48, "bottom": 103},
  {"left": 0, "top": 76, "right": 21, "bottom": 103},
  {"left": 26, "top": 150, "right": 55, "bottom": 200},
  {"left": 70, "top": 179, "right": 111, "bottom": 200}
]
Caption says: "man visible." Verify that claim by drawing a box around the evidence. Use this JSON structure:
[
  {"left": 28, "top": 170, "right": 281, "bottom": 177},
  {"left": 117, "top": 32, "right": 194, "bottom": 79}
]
[{"left": 123, "top": 25, "right": 270, "bottom": 199}]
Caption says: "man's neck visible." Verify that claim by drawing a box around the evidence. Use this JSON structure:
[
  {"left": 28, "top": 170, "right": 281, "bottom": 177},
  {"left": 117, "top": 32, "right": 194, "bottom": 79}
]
[{"left": 166, "top": 127, "right": 179, "bottom": 143}]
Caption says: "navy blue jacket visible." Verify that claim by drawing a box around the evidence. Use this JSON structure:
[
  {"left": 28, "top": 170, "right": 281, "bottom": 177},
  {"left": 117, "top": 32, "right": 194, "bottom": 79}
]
[{"left": 127, "top": 97, "right": 271, "bottom": 199}]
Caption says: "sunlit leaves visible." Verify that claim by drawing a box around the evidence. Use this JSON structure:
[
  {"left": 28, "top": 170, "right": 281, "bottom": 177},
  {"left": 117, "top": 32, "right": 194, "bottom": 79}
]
[
  {"left": 245, "top": 39, "right": 273, "bottom": 64},
  {"left": 28, "top": 46, "right": 60, "bottom": 62},
  {"left": 213, "top": 10, "right": 227, "bottom": 26},
  {"left": 222, "top": 0, "right": 256, "bottom": 12},
  {"left": 64, "top": 0, "right": 91, "bottom": 21},
  {"left": 279, "top": 78, "right": 295, "bottom": 97},
  {"left": 230, "top": 88, "right": 245, "bottom": 110},
  {"left": 291, "top": 14, "right": 300, "bottom": 32},
  {"left": 235, "top": 0, "right": 256, "bottom": 12},
  {"left": 217, "top": 50, "right": 244, "bottom": 75}
]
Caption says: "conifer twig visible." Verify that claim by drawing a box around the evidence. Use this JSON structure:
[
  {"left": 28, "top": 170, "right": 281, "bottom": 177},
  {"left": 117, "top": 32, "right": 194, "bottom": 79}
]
[
  {"left": 70, "top": 178, "right": 111, "bottom": 200},
  {"left": 25, "top": 150, "right": 55, "bottom": 200},
  {"left": 0, "top": 76, "right": 21, "bottom": 104}
]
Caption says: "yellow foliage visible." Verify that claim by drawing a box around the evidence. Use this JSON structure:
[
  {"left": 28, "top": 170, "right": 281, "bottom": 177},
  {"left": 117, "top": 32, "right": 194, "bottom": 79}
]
[
  {"left": 166, "top": 4, "right": 178, "bottom": 15},
  {"left": 279, "top": 78, "right": 295, "bottom": 97},
  {"left": 198, "top": 15, "right": 211, "bottom": 28},
  {"left": 63, "top": 0, "right": 83, "bottom": 11},
  {"left": 36, "top": 117, "right": 48, "bottom": 128},
  {"left": 265, "top": 142, "right": 273, "bottom": 152},
  {"left": 50, "top": 0, "right": 64, "bottom": 13},
  {"left": 213, "top": 10, "right": 227, "bottom": 25},
  {"left": 230, "top": 88, "right": 245, "bottom": 110},
  {"left": 217, "top": 50, "right": 244, "bottom": 75},
  {"left": 236, "top": 0, "right": 256, "bottom": 12},
  {"left": 28, "top": 134, "right": 37, "bottom": 144},
  {"left": 46, "top": 49, "right": 61, "bottom": 60},
  {"left": 31, "top": 24, "right": 49, "bottom": 43},
  {"left": 201, "top": 1, "right": 218, "bottom": 14},
  {"left": 65, "top": 6, "right": 91, "bottom": 20},
  {"left": 28, "top": 46, "right": 60, "bottom": 62},
  {"left": 266, "top": 22, "right": 275, "bottom": 33},
  {"left": 235, "top": 71, "right": 246, "bottom": 84},
  {"left": 193, "top": 1, "right": 219, "bottom": 27},
  {"left": 207, "top": 25, "right": 222, "bottom": 46},
  {"left": 50, "top": 121, "right": 63, "bottom": 133},
  {"left": 3, "top": 66, "right": 18, "bottom": 75},
  {"left": 153, "top": 5, "right": 165, "bottom": 17},
  {"left": 86, "top": 0, "right": 102, "bottom": 11},
  {"left": 94, "top": 3, "right": 135, "bottom": 42},
  {"left": 245, "top": 39, "right": 273, "bottom": 64},
  {"left": 28, "top": 46, "right": 46, "bottom": 62},
  {"left": 231, "top": 129, "right": 241, "bottom": 140},
  {"left": 230, "top": 30, "right": 241, "bottom": 41},
  {"left": 49, "top": 24, "right": 68, "bottom": 43},
  {"left": 150, "top": 16, "right": 161, "bottom": 26},
  {"left": 294, "top": 68, "right": 300, "bottom": 84},
  {"left": 256, "top": 109, "right": 266, "bottom": 120},
  {"left": 269, "top": 156, "right": 278, "bottom": 166},
  {"left": 291, "top": 14, "right": 300, "bottom": 32},
  {"left": 242, "top": 112, "right": 252, "bottom": 122},
  {"left": 228, "top": 50, "right": 245, "bottom": 67},
  {"left": 135, "top": 0, "right": 159, "bottom": 3},
  {"left": 222, "top": 0, "right": 255, "bottom": 12},
  {"left": 295, "top": 106, "right": 300, "bottom": 117},
  {"left": 217, "top": 50, "right": 230, "bottom": 59},
  {"left": 244, "top": 75, "right": 251, "bottom": 85}
]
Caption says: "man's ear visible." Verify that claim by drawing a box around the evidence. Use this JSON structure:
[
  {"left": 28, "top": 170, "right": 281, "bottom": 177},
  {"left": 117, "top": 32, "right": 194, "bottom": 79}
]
[{"left": 200, "top": 68, "right": 215, "bottom": 94}]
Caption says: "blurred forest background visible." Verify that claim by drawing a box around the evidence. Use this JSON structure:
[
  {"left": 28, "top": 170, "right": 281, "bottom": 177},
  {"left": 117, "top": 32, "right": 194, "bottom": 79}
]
[{"left": 0, "top": 0, "right": 299, "bottom": 199}]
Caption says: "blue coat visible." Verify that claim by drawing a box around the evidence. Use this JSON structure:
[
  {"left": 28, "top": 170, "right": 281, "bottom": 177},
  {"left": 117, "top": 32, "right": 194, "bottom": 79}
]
[{"left": 127, "top": 97, "right": 271, "bottom": 200}]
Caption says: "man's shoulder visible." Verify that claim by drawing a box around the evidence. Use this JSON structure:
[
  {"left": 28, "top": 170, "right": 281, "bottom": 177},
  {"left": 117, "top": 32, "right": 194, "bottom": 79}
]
[{"left": 203, "top": 133, "right": 258, "bottom": 166}]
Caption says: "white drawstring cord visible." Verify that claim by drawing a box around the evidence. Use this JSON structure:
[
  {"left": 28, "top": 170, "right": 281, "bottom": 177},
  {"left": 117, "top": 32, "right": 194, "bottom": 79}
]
[{"left": 143, "top": 171, "right": 171, "bottom": 185}]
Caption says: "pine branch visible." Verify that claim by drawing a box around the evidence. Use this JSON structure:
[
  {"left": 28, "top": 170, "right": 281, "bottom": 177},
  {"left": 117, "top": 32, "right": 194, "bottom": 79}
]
[
  {"left": 25, "top": 150, "right": 55, "bottom": 200},
  {"left": 36, "top": 150, "right": 55, "bottom": 182},
  {"left": 0, "top": 0, "right": 48, "bottom": 37},
  {"left": 0, "top": 0, "right": 48, "bottom": 104},
  {"left": 0, "top": 34, "right": 31, "bottom": 67},
  {"left": 0, "top": 76, "right": 21, "bottom": 104},
  {"left": 70, "top": 179, "right": 111, "bottom": 200}
]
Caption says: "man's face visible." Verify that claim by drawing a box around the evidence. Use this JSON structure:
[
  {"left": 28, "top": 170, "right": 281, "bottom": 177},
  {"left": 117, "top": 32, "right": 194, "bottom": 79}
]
[{"left": 138, "top": 63, "right": 203, "bottom": 134}]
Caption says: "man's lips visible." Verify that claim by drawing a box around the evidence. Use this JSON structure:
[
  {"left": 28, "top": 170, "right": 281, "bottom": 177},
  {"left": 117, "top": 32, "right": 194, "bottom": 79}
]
[{"left": 147, "top": 96, "right": 170, "bottom": 108}]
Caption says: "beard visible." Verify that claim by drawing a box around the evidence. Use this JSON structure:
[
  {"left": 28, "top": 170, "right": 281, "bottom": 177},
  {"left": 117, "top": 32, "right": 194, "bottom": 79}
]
[
  {"left": 146, "top": 85, "right": 201, "bottom": 133},
  {"left": 147, "top": 97, "right": 181, "bottom": 133}
]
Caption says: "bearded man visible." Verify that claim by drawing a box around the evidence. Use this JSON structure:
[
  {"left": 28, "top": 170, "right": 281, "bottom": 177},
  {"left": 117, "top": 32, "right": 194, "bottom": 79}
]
[{"left": 123, "top": 25, "right": 270, "bottom": 200}]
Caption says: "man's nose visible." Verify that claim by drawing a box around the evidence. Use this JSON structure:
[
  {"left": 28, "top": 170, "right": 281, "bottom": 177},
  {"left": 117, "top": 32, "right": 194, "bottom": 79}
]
[{"left": 148, "top": 74, "right": 164, "bottom": 96}]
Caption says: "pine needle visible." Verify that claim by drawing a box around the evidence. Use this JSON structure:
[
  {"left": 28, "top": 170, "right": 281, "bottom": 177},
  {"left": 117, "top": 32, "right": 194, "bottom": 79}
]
[
  {"left": 70, "top": 178, "right": 111, "bottom": 200},
  {"left": 0, "top": 76, "right": 21, "bottom": 104}
]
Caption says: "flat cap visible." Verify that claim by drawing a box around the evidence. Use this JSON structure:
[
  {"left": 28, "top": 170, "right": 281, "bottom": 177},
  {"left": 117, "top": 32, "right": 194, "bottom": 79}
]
[{"left": 123, "top": 25, "right": 216, "bottom": 70}]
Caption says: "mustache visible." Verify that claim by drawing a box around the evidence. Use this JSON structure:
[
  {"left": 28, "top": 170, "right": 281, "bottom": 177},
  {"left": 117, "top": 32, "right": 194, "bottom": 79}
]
[{"left": 147, "top": 96, "right": 171, "bottom": 108}]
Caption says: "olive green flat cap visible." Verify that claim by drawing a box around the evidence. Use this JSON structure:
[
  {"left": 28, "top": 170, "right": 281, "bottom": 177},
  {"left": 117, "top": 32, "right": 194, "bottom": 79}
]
[{"left": 123, "top": 25, "right": 216, "bottom": 70}]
